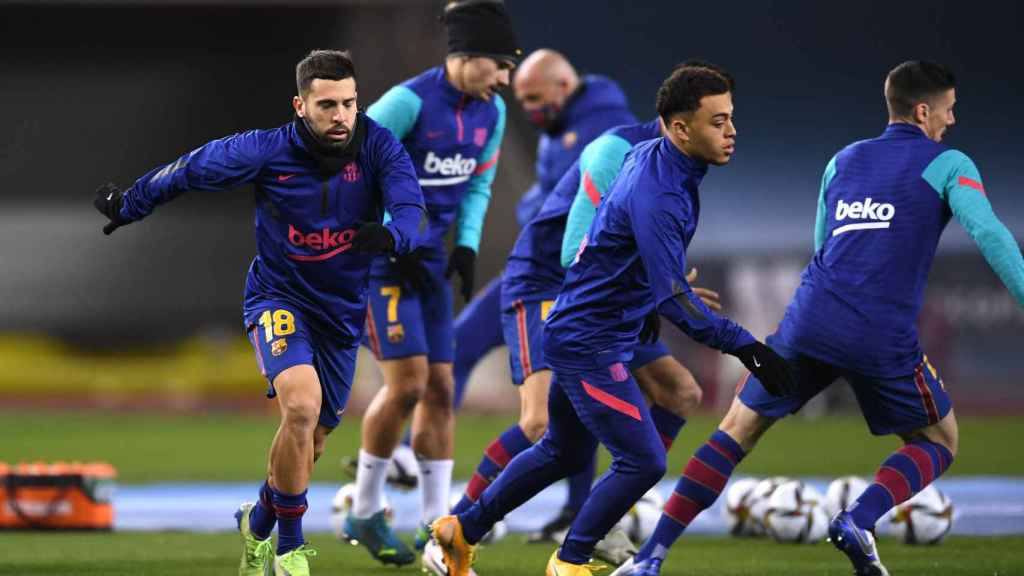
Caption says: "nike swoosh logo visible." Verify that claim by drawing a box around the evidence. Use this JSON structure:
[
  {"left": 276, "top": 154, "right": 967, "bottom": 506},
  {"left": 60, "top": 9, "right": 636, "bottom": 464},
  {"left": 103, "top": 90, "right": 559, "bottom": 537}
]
[
  {"left": 106, "top": 193, "right": 114, "bottom": 201},
  {"left": 277, "top": 174, "right": 297, "bottom": 182},
  {"left": 426, "top": 131, "right": 444, "bottom": 139},
  {"left": 753, "top": 356, "right": 761, "bottom": 368}
]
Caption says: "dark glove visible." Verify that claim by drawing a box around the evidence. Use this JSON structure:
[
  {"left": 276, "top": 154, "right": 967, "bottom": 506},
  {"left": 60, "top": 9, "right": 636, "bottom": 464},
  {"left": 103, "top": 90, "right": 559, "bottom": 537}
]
[
  {"left": 93, "top": 183, "right": 125, "bottom": 235},
  {"left": 391, "top": 248, "right": 434, "bottom": 293},
  {"left": 730, "top": 342, "right": 798, "bottom": 397},
  {"left": 639, "top": 309, "right": 661, "bottom": 344},
  {"left": 350, "top": 222, "right": 394, "bottom": 254},
  {"left": 445, "top": 245, "right": 476, "bottom": 302}
]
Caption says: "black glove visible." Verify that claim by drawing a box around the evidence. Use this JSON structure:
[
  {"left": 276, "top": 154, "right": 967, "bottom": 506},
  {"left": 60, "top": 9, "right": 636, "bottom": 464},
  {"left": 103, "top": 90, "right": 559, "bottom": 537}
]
[
  {"left": 391, "top": 248, "right": 434, "bottom": 293},
  {"left": 639, "top": 309, "right": 661, "bottom": 344},
  {"left": 93, "top": 183, "right": 125, "bottom": 235},
  {"left": 350, "top": 222, "right": 394, "bottom": 254},
  {"left": 445, "top": 246, "right": 476, "bottom": 302},
  {"left": 731, "top": 342, "right": 798, "bottom": 397}
]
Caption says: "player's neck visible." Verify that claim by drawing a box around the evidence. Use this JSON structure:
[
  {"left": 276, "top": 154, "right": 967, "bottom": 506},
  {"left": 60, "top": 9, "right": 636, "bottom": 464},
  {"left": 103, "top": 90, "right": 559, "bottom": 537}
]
[{"left": 444, "top": 58, "right": 470, "bottom": 96}]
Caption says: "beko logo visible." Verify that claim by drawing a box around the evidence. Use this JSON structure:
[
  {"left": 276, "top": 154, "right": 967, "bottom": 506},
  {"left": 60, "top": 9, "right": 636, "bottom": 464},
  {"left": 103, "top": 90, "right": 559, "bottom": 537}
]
[{"left": 833, "top": 198, "right": 895, "bottom": 237}]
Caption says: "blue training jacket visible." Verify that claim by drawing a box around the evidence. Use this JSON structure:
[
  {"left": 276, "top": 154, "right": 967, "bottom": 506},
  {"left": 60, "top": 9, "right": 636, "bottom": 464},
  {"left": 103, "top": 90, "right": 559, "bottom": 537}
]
[
  {"left": 117, "top": 114, "right": 427, "bottom": 343},
  {"left": 367, "top": 66, "right": 505, "bottom": 273},
  {"left": 776, "top": 123, "right": 1024, "bottom": 378},
  {"left": 544, "top": 137, "right": 756, "bottom": 371},
  {"left": 516, "top": 74, "right": 636, "bottom": 226},
  {"left": 502, "top": 119, "right": 661, "bottom": 307}
]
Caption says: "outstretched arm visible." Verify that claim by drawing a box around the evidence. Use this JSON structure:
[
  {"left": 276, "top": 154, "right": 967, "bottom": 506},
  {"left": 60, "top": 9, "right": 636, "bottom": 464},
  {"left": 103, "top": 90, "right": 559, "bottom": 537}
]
[
  {"left": 561, "top": 134, "right": 633, "bottom": 268},
  {"left": 925, "top": 150, "right": 1024, "bottom": 306}
]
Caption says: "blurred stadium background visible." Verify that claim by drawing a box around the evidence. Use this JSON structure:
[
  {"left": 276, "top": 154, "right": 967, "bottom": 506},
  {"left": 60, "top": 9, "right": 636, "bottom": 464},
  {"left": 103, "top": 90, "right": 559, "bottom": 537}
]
[{"left": 2, "top": 1, "right": 1022, "bottom": 574}]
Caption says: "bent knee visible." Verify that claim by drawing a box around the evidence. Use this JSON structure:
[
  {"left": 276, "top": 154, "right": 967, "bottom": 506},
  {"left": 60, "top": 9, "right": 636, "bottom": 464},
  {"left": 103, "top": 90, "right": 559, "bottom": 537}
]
[{"left": 518, "top": 416, "right": 548, "bottom": 443}]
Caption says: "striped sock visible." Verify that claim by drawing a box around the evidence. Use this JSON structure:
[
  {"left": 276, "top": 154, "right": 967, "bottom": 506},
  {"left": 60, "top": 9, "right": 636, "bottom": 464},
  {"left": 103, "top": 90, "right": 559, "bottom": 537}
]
[
  {"left": 850, "top": 439, "right": 954, "bottom": 530},
  {"left": 637, "top": 429, "right": 745, "bottom": 561},
  {"left": 248, "top": 480, "right": 276, "bottom": 540},
  {"left": 271, "top": 487, "right": 308, "bottom": 555},
  {"left": 451, "top": 424, "right": 533, "bottom": 514},
  {"left": 650, "top": 404, "right": 686, "bottom": 452}
]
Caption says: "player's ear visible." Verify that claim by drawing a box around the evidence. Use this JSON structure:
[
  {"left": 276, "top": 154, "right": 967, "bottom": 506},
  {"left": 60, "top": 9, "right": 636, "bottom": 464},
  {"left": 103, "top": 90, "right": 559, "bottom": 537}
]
[
  {"left": 671, "top": 116, "right": 690, "bottom": 143},
  {"left": 913, "top": 101, "right": 929, "bottom": 125},
  {"left": 293, "top": 95, "right": 305, "bottom": 118}
]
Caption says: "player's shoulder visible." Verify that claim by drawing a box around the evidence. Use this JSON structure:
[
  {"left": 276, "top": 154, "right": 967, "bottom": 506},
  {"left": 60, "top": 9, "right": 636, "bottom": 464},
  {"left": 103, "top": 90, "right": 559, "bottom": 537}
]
[{"left": 398, "top": 65, "right": 445, "bottom": 96}]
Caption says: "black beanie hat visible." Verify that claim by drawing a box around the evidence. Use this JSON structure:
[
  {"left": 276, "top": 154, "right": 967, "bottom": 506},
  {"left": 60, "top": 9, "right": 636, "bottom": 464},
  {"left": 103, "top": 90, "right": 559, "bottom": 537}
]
[{"left": 443, "top": 0, "right": 522, "bottom": 63}]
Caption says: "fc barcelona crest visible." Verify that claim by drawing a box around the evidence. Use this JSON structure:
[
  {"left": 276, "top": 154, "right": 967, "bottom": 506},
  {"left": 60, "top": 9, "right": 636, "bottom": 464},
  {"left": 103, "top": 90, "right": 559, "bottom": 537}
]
[
  {"left": 271, "top": 338, "right": 288, "bottom": 357},
  {"left": 474, "top": 127, "right": 488, "bottom": 147},
  {"left": 387, "top": 324, "right": 405, "bottom": 343},
  {"left": 342, "top": 162, "right": 360, "bottom": 183}
]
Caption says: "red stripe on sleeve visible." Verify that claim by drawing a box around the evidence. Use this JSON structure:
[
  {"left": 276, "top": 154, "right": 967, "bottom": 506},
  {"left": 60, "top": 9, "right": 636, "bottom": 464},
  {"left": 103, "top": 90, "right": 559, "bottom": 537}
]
[
  {"left": 581, "top": 380, "right": 642, "bottom": 421},
  {"left": 582, "top": 171, "right": 601, "bottom": 206},
  {"left": 958, "top": 175, "right": 986, "bottom": 195},
  {"left": 474, "top": 150, "right": 500, "bottom": 175}
]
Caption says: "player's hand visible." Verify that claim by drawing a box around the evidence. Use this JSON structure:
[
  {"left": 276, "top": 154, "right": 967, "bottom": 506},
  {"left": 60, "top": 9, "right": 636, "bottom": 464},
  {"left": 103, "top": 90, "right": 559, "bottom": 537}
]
[
  {"left": 446, "top": 246, "right": 476, "bottom": 302},
  {"left": 350, "top": 222, "right": 394, "bottom": 254},
  {"left": 391, "top": 248, "right": 434, "bottom": 293},
  {"left": 731, "top": 342, "right": 797, "bottom": 397},
  {"left": 639, "top": 309, "right": 661, "bottom": 344},
  {"left": 93, "top": 183, "right": 125, "bottom": 235},
  {"left": 687, "top": 267, "right": 721, "bottom": 312}
]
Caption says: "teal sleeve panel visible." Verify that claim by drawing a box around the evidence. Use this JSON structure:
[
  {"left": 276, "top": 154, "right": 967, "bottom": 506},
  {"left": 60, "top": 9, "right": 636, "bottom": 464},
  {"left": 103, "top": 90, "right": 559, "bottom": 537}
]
[
  {"left": 366, "top": 85, "right": 422, "bottom": 141},
  {"left": 560, "top": 134, "right": 632, "bottom": 268},
  {"left": 815, "top": 155, "right": 837, "bottom": 252},
  {"left": 923, "top": 149, "right": 1024, "bottom": 306},
  {"left": 456, "top": 93, "right": 506, "bottom": 251}
]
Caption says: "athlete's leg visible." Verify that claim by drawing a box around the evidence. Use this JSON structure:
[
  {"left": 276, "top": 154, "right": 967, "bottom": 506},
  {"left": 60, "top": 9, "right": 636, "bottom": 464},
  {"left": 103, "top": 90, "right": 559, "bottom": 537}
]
[
  {"left": 451, "top": 370, "right": 550, "bottom": 515},
  {"left": 267, "top": 364, "right": 321, "bottom": 555},
  {"left": 633, "top": 354, "right": 703, "bottom": 421},
  {"left": 845, "top": 359, "right": 957, "bottom": 532},
  {"left": 451, "top": 276, "right": 505, "bottom": 409},
  {"left": 355, "top": 356, "right": 429, "bottom": 517},
  {"left": 411, "top": 362, "right": 456, "bottom": 526}
]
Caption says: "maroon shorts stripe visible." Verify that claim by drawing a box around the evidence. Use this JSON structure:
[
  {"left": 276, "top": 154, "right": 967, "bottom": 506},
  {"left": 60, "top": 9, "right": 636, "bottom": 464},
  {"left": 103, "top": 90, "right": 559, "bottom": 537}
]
[
  {"left": 484, "top": 439, "right": 513, "bottom": 468},
  {"left": 365, "top": 305, "right": 382, "bottom": 360},
  {"left": 914, "top": 366, "right": 940, "bottom": 424},
  {"left": 248, "top": 327, "right": 267, "bottom": 376},
  {"left": 684, "top": 456, "right": 729, "bottom": 493},
  {"left": 515, "top": 300, "right": 533, "bottom": 379},
  {"left": 581, "top": 380, "right": 642, "bottom": 421},
  {"left": 901, "top": 444, "right": 935, "bottom": 487},
  {"left": 466, "top": 472, "right": 490, "bottom": 502},
  {"left": 663, "top": 492, "right": 701, "bottom": 526},
  {"left": 875, "top": 466, "right": 912, "bottom": 504}
]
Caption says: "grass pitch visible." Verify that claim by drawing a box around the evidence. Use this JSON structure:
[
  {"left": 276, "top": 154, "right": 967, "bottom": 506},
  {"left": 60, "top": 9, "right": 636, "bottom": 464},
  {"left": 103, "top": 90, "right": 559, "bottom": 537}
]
[
  {"left": 4, "top": 410, "right": 1023, "bottom": 482},
  {"left": 0, "top": 532, "right": 1020, "bottom": 575}
]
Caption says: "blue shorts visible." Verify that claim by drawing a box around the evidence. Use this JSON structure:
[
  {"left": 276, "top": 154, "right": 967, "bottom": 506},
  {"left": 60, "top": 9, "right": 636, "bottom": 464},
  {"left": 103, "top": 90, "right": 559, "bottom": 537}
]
[
  {"left": 245, "top": 301, "right": 358, "bottom": 429},
  {"left": 363, "top": 272, "right": 455, "bottom": 363},
  {"left": 502, "top": 298, "right": 672, "bottom": 385},
  {"left": 738, "top": 335, "right": 952, "bottom": 436}
]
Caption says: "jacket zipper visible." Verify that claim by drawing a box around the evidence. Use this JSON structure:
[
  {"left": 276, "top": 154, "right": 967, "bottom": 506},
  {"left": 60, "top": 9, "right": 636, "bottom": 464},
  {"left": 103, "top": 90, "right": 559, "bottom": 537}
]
[
  {"left": 320, "top": 178, "right": 329, "bottom": 216},
  {"left": 455, "top": 94, "right": 468, "bottom": 142}
]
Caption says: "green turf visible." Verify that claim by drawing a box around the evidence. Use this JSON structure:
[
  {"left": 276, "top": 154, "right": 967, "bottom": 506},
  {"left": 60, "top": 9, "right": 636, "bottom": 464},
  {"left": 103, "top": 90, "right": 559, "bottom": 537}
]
[
  {"left": 0, "top": 532, "right": 1019, "bottom": 575},
  {"left": 2, "top": 410, "right": 1022, "bottom": 483}
]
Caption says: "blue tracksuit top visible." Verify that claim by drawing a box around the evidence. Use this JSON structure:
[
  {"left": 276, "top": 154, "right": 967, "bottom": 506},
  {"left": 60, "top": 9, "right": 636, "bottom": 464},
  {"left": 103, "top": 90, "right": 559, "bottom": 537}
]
[
  {"left": 516, "top": 74, "right": 636, "bottom": 226},
  {"left": 544, "top": 137, "right": 756, "bottom": 371},
  {"left": 116, "top": 114, "right": 427, "bottom": 343},
  {"left": 502, "top": 119, "right": 661, "bottom": 306},
  {"left": 776, "top": 122, "right": 1024, "bottom": 378},
  {"left": 366, "top": 65, "right": 504, "bottom": 272}
]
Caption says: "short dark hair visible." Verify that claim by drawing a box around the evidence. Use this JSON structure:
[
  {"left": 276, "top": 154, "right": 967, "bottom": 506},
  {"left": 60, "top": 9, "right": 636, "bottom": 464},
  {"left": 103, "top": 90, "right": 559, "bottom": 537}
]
[
  {"left": 656, "top": 63, "right": 733, "bottom": 123},
  {"left": 885, "top": 60, "right": 956, "bottom": 118},
  {"left": 296, "top": 49, "right": 357, "bottom": 96},
  {"left": 674, "top": 59, "right": 736, "bottom": 91}
]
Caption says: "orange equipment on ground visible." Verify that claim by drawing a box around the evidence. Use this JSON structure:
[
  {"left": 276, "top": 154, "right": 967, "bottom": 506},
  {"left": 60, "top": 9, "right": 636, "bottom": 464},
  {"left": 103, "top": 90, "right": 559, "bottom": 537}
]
[{"left": 0, "top": 461, "right": 116, "bottom": 530}]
